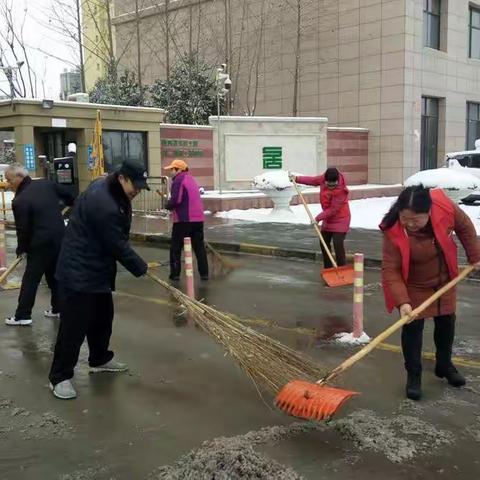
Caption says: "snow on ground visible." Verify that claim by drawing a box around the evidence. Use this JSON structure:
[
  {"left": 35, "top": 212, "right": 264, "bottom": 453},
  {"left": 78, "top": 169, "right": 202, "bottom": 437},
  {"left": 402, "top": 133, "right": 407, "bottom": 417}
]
[{"left": 215, "top": 196, "right": 480, "bottom": 234}]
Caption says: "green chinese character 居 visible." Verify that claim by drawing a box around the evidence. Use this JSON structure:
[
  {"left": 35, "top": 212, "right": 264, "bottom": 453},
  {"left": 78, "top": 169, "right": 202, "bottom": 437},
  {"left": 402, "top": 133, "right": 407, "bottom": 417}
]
[{"left": 262, "top": 146, "right": 282, "bottom": 169}]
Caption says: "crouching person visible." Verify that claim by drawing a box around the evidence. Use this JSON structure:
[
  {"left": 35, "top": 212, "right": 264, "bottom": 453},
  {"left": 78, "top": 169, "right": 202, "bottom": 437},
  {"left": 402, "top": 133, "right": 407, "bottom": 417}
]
[{"left": 49, "top": 161, "right": 149, "bottom": 399}]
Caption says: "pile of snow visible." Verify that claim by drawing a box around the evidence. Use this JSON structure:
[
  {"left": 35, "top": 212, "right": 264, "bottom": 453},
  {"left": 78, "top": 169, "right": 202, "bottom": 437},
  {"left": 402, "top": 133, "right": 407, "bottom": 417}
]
[
  {"left": 216, "top": 196, "right": 395, "bottom": 229},
  {"left": 215, "top": 195, "right": 480, "bottom": 234},
  {"left": 252, "top": 171, "right": 292, "bottom": 191},
  {"left": 331, "top": 332, "right": 371, "bottom": 345},
  {"left": 404, "top": 168, "right": 480, "bottom": 190},
  {"left": 404, "top": 168, "right": 480, "bottom": 204}
]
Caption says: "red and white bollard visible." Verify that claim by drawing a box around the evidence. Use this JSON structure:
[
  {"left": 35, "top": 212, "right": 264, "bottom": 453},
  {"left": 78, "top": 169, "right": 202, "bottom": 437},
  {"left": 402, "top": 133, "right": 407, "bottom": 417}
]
[
  {"left": 352, "top": 253, "right": 364, "bottom": 338},
  {"left": 0, "top": 220, "right": 6, "bottom": 273},
  {"left": 184, "top": 237, "right": 195, "bottom": 299}
]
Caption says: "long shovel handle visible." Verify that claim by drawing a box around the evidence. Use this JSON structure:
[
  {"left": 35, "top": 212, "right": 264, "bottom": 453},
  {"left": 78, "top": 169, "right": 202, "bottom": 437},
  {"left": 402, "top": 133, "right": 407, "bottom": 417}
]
[
  {"left": 0, "top": 255, "right": 23, "bottom": 285},
  {"left": 292, "top": 180, "right": 338, "bottom": 268},
  {"left": 321, "top": 264, "right": 475, "bottom": 383}
]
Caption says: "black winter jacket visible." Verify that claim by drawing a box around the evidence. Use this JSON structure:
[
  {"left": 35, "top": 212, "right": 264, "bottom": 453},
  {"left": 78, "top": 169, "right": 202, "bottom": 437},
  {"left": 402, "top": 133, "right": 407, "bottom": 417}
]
[
  {"left": 12, "top": 177, "right": 74, "bottom": 256},
  {"left": 55, "top": 175, "right": 147, "bottom": 293}
]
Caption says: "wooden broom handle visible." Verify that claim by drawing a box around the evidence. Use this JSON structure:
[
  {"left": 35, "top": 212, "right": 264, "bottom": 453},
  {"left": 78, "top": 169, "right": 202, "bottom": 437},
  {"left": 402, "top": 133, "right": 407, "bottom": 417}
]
[
  {"left": 321, "top": 264, "right": 476, "bottom": 384},
  {"left": 0, "top": 256, "right": 23, "bottom": 285},
  {"left": 292, "top": 180, "right": 338, "bottom": 268}
]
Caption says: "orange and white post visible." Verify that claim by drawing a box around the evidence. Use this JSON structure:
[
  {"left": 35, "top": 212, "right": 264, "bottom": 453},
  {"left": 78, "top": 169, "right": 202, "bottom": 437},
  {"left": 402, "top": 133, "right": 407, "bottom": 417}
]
[
  {"left": 0, "top": 220, "right": 6, "bottom": 273},
  {"left": 352, "top": 253, "right": 364, "bottom": 338},
  {"left": 184, "top": 237, "right": 195, "bottom": 299}
]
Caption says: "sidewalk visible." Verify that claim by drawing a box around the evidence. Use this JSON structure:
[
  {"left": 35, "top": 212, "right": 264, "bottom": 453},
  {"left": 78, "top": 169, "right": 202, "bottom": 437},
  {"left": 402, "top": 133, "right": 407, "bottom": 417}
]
[{"left": 131, "top": 215, "right": 471, "bottom": 267}]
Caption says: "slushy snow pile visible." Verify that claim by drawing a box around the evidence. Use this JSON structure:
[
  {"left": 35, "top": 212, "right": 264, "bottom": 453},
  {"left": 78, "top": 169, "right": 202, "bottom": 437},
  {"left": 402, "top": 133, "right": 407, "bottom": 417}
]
[
  {"left": 253, "top": 171, "right": 293, "bottom": 191},
  {"left": 404, "top": 168, "right": 480, "bottom": 190}
]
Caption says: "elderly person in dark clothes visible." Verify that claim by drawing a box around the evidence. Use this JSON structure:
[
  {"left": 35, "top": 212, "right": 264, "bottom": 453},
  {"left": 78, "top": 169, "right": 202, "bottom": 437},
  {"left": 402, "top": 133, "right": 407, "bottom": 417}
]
[
  {"left": 48, "top": 161, "right": 149, "bottom": 400},
  {"left": 4, "top": 164, "right": 74, "bottom": 326}
]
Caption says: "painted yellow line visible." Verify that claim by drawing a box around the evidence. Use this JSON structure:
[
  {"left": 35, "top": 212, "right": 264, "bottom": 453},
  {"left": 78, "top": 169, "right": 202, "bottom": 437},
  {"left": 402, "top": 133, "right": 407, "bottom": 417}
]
[
  {"left": 116, "top": 290, "right": 480, "bottom": 370},
  {"left": 115, "top": 291, "right": 170, "bottom": 306},
  {"left": 378, "top": 342, "right": 480, "bottom": 369}
]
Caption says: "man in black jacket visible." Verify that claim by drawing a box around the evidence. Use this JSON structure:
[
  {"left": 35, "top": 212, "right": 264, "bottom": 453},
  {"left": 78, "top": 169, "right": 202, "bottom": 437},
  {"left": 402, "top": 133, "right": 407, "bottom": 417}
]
[
  {"left": 49, "top": 161, "right": 149, "bottom": 400},
  {"left": 4, "top": 164, "right": 74, "bottom": 326}
]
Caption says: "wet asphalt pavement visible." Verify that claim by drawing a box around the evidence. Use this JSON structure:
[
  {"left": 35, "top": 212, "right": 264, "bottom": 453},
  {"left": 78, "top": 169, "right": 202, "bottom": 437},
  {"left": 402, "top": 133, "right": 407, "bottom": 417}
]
[{"left": 1, "top": 238, "right": 480, "bottom": 479}]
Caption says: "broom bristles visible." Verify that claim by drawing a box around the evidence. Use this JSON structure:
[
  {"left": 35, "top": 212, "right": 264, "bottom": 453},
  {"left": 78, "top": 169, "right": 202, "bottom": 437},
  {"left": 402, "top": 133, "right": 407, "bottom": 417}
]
[{"left": 148, "top": 272, "right": 327, "bottom": 393}]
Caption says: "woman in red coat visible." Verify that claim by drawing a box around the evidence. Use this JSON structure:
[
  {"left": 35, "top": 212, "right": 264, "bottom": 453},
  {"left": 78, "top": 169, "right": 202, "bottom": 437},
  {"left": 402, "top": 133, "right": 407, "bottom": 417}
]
[
  {"left": 294, "top": 167, "right": 351, "bottom": 269},
  {"left": 381, "top": 185, "right": 480, "bottom": 400}
]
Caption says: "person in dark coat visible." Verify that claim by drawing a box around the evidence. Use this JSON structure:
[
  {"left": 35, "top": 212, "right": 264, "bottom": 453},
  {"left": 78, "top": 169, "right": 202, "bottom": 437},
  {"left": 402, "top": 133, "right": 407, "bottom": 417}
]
[
  {"left": 381, "top": 185, "right": 480, "bottom": 401},
  {"left": 48, "top": 161, "right": 149, "bottom": 400},
  {"left": 4, "top": 164, "right": 74, "bottom": 326},
  {"left": 164, "top": 159, "right": 208, "bottom": 281}
]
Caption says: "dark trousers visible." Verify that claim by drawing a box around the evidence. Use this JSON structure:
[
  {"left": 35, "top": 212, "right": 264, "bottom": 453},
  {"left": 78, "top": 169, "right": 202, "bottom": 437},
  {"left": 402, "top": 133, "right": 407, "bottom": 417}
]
[
  {"left": 170, "top": 222, "right": 209, "bottom": 278},
  {"left": 49, "top": 292, "right": 114, "bottom": 385},
  {"left": 320, "top": 231, "right": 346, "bottom": 269},
  {"left": 401, "top": 314, "right": 456, "bottom": 375},
  {"left": 15, "top": 243, "right": 60, "bottom": 319}
]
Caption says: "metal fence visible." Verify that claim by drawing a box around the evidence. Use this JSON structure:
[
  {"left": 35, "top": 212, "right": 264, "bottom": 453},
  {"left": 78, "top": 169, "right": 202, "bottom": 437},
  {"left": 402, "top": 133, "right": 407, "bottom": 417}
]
[{"left": 132, "top": 176, "right": 170, "bottom": 214}]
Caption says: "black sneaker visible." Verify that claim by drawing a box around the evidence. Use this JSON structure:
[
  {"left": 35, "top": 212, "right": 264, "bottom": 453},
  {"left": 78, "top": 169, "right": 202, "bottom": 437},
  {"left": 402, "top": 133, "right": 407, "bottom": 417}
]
[
  {"left": 435, "top": 365, "right": 466, "bottom": 387},
  {"left": 169, "top": 275, "right": 180, "bottom": 282},
  {"left": 406, "top": 373, "right": 422, "bottom": 401},
  {"left": 200, "top": 275, "right": 209, "bottom": 281}
]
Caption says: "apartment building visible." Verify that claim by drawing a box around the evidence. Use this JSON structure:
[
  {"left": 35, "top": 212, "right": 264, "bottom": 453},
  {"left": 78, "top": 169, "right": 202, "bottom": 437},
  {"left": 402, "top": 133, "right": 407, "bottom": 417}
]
[{"left": 109, "top": 0, "right": 480, "bottom": 184}]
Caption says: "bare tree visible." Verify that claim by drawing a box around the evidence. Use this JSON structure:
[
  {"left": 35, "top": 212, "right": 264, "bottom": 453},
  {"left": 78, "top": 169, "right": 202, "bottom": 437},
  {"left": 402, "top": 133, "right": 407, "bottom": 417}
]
[
  {"left": 37, "top": 0, "right": 135, "bottom": 86},
  {"left": 291, "top": 0, "right": 301, "bottom": 117},
  {"left": 0, "top": 0, "right": 37, "bottom": 98},
  {"left": 135, "top": 0, "right": 142, "bottom": 95}
]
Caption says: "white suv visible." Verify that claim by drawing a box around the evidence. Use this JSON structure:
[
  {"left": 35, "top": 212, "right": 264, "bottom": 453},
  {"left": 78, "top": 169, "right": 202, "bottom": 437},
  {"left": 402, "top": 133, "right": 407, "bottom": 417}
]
[{"left": 445, "top": 145, "right": 480, "bottom": 204}]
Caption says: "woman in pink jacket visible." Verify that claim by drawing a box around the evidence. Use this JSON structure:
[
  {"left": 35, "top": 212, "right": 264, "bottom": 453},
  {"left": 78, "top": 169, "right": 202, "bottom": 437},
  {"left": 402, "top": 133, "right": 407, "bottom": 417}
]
[{"left": 294, "top": 167, "right": 351, "bottom": 268}]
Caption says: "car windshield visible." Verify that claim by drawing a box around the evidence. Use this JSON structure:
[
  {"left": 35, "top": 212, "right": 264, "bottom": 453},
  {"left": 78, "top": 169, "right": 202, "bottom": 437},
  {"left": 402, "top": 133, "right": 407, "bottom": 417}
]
[{"left": 452, "top": 154, "right": 480, "bottom": 168}]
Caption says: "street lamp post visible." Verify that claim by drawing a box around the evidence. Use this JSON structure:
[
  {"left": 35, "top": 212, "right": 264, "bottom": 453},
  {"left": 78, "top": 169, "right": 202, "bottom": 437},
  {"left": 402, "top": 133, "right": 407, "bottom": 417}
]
[{"left": 215, "top": 64, "right": 231, "bottom": 195}]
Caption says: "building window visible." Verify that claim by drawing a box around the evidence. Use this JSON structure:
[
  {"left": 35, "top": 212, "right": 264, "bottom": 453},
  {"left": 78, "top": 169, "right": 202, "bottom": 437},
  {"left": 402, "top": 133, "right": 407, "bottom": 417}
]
[
  {"left": 103, "top": 131, "right": 148, "bottom": 173},
  {"left": 423, "top": 0, "right": 441, "bottom": 49},
  {"left": 467, "top": 102, "right": 480, "bottom": 150},
  {"left": 470, "top": 7, "right": 480, "bottom": 59},
  {"left": 421, "top": 97, "right": 439, "bottom": 170}
]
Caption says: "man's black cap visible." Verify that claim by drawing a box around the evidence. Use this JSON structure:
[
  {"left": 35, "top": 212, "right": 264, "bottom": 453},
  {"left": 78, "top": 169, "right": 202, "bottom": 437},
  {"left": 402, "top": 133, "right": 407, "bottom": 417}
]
[{"left": 117, "top": 161, "right": 150, "bottom": 191}]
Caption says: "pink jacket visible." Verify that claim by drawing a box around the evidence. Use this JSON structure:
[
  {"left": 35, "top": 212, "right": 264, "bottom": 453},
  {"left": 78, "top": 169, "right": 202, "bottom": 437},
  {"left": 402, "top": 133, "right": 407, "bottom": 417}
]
[
  {"left": 166, "top": 172, "right": 205, "bottom": 223},
  {"left": 296, "top": 172, "right": 351, "bottom": 233}
]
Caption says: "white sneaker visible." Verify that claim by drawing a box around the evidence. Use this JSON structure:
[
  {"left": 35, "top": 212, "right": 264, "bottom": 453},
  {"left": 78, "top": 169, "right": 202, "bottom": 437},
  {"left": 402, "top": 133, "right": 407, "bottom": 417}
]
[
  {"left": 90, "top": 360, "right": 128, "bottom": 373},
  {"left": 44, "top": 309, "right": 60, "bottom": 318},
  {"left": 5, "top": 316, "right": 32, "bottom": 326},
  {"left": 50, "top": 380, "right": 77, "bottom": 400}
]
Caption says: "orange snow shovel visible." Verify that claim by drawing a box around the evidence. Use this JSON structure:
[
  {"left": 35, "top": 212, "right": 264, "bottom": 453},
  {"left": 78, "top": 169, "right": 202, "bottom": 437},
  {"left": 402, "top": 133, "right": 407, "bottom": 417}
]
[
  {"left": 275, "top": 264, "right": 475, "bottom": 421},
  {"left": 292, "top": 181, "right": 353, "bottom": 287}
]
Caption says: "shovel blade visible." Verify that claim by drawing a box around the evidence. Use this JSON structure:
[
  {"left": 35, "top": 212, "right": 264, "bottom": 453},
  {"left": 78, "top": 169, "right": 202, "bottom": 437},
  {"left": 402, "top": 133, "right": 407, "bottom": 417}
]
[{"left": 321, "top": 265, "right": 354, "bottom": 287}]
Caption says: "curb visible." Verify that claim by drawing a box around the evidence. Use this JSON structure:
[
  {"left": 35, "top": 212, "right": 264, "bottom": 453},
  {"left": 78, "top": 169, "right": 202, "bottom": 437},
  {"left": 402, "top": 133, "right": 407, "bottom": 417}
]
[{"left": 130, "top": 232, "right": 383, "bottom": 269}]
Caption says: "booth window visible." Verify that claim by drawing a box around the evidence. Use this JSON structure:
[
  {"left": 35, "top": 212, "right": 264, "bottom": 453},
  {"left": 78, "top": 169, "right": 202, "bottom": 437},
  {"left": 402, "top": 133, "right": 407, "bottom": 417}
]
[{"left": 103, "top": 131, "right": 147, "bottom": 172}]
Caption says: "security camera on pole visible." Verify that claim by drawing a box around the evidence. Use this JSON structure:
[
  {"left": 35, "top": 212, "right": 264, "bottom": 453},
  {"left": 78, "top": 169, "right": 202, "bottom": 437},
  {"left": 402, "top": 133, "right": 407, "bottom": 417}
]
[{"left": 215, "top": 64, "right": 231, "bottom": 195}]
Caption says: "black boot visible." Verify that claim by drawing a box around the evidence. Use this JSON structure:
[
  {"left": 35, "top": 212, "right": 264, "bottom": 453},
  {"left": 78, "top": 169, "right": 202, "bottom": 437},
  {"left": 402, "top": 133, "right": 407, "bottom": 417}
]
[
  {"left": 433, "top": 315, "right": 465, "bottom": 387},
  {"left": 401, "top": 319, "right": 424, "bottom": 400},
  {"left": 435, "top": 364, "right": 466, "bottom": 387},
  {"left": 406, "top": 372, "right": 422, "bottom": 400}
]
